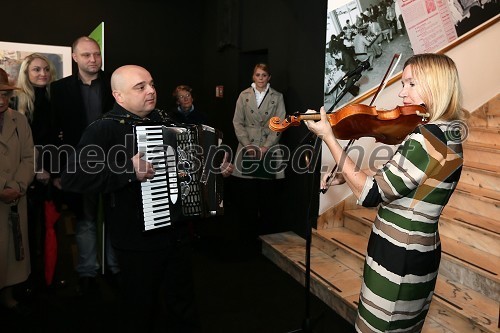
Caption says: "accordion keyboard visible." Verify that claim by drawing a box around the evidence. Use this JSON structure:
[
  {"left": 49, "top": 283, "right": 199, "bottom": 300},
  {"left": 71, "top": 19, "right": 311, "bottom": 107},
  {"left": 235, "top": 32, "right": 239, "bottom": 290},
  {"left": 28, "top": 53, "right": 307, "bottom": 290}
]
[{"left": 136, "top": 125, "right": 178, "bottom": 231}]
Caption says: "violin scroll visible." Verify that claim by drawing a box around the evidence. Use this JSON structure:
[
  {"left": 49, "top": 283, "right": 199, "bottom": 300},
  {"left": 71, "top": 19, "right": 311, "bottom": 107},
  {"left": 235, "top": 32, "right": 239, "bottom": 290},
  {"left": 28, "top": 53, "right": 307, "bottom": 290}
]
[
  {"left": 269, "top": 116, "right": 294, "bottom": 132},
  {"left": 269, "top": 113, "right": 319, "bottom": 132}
]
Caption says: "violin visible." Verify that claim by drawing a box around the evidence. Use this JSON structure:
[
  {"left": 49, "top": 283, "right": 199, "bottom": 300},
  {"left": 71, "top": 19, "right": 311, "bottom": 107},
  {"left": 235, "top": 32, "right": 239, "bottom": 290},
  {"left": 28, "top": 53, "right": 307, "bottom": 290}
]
[
  {"left": 269, "top": 104, "right": 430, "bottom": 145},
  {"left": 270, "top": 54, "right": 429, "bottom": 194}
]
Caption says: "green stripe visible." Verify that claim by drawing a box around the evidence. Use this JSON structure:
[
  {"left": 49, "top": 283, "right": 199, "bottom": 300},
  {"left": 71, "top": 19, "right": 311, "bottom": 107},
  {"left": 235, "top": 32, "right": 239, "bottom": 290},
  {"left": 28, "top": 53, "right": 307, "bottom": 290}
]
[
  {"left": 358, "top": 301, "right": 389, "bottom": 331},
  {"left": 399, "top": 139, "right": 429, "bottom": 173},
  {"left": 363, "top": 264, "right": 437, "bottom": 301},
  {"left": 397, "top": 279, "right": 437, "bottom": 300},
  {"left": 379, "top": 207, "right": 438, "bottom": 233},
  {"left": 384, "top": 168, "right": 411, "bottom": 197},
  {"left": 363, "top": 264, "right": 400, "bottom": 301},
  {"left": 420, "top": 186, "right": 454, "bottom": 204}
]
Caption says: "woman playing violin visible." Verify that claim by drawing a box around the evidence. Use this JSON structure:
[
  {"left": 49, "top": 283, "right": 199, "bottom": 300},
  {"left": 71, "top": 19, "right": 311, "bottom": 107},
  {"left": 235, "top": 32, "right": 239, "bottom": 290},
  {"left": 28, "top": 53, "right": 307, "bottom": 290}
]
[{"left": 306, "top": 53, "right": 467, "bottom": 332}]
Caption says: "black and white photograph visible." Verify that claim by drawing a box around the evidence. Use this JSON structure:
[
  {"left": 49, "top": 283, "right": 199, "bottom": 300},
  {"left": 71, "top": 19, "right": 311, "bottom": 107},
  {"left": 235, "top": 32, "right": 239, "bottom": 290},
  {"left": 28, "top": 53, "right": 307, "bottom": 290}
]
[
  {"left": 324, "top": 0, "right": 413, "bottom": 111},
  {"left": 451, "top": 0, "right": 499, "bottom": 36},
  {"left": 0, "top": 1, "right": 498, "bottom": 333}
]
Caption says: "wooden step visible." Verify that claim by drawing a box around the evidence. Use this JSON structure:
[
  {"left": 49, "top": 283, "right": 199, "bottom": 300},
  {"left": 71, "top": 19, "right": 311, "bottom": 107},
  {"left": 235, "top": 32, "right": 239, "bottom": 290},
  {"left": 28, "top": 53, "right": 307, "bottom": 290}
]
[
  {"left": 449, "top": 182, "right": 500, "bottom": 219},
  {"left": 437, "top": 237, "right": 499, "bottom": 302},
  {"left": 313, "top": 228, "right": 500, "bottom": 333},
  {"left": 467, "top": 114, "right": 500, "bottom": 128},
  {"left": 427, "top": 279, "right": 499, "bottom": 333},
  {"left": 262, "top": 231, "right": 500, "bottom": 333},
  {"left": 468, "top": 94, "right": 500, "bottom": 128},
  {"left": 343, "top": 208, "right": 500, "bottom": 297},
  {"left": 260, "top": 232, "right": 360, "bottom": 324},
  {"left": 466, "top": 127, "right": 500, "bottom": 145},
  {"left": 455, "top": 182, "right": 500, "bottom": 202},
  {"left": 438, "top": 209, "right": 500, "bottom": 256},
  {"left": 460, "top": 162, "right": 500, "bottom": 192},
  {"left": 463, "top": 142, "right": 500, "bottom": 166},
  {"left": 441, "top": 205, "right": 500, "bottom": 235}
]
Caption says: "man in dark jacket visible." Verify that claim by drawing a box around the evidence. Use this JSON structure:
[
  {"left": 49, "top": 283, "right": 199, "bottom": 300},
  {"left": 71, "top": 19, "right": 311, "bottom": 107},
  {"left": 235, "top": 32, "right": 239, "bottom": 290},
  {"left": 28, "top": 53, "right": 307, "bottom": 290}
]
[
  {"left": 61, "top": 65, "right": 200, "bottom": 333},
  {"left": 50, "top": 36, "right": 117, "bottom": 294}
]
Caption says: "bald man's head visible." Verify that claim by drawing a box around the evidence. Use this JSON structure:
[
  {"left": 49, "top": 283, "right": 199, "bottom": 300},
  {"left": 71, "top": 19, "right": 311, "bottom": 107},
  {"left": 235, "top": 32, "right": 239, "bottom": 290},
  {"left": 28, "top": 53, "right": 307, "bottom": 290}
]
[{"left": 111, "top": 65, "right": 157, "bottom": 118}]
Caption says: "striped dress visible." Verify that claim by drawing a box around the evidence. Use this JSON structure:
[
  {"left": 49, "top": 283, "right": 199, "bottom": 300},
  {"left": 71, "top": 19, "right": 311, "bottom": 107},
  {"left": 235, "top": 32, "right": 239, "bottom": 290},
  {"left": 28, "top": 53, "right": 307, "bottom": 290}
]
[{"left": 354, "top": 122, "right": 463, "bottom": 333}]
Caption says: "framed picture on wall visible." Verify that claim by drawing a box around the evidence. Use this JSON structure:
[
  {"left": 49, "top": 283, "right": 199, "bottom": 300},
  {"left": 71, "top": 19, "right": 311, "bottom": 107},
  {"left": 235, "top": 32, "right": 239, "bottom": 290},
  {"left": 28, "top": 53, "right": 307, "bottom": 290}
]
[
  {"left": 0, "top": 41, "right": 72, "bottom": 86},
  {"left": 324, "top": 0, "right": 499, "bottom": 111}
]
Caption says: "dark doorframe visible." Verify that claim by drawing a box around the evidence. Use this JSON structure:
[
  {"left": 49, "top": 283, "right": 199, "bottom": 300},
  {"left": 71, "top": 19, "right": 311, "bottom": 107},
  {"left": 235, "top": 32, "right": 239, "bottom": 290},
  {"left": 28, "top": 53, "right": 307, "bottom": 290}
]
[{"left": 238, "top": 49, "right": 268, "bottom": 93}]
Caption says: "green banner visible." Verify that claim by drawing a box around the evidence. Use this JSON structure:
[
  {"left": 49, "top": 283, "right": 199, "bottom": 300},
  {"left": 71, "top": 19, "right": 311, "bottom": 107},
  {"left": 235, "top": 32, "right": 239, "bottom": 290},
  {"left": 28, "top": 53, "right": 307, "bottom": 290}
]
[{"left": 89, "top": 22, "right": 104, "bottom": 69}]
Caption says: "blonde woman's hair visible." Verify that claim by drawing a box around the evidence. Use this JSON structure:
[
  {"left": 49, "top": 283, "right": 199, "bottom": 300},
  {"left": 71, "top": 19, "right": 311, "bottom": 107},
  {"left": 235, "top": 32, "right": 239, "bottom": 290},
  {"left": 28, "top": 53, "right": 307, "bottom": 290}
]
[
  {"left": 403, "top": 53, "right": 465, "bottom": 122},
  {"left": 16, "top": 53, "right": 56, "bottom": 120}
]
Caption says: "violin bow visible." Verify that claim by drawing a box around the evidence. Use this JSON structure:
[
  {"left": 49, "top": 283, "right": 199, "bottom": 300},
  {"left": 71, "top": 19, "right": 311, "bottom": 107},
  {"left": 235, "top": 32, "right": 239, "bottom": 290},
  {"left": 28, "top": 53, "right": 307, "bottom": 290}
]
[
  {"left": 321, "top": 53, "right": 402, "bottom": 194},
  {"left": 369, "top": 53, "right": 402, "bottom": 106}
]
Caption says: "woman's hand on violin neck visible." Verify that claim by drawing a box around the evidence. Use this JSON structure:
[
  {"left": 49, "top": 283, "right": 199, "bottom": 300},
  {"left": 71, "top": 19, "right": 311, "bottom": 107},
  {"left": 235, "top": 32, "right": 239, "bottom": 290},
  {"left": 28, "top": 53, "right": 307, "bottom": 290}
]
[{"left": 304, "top": 107, "right": 335, "bottom": 142}]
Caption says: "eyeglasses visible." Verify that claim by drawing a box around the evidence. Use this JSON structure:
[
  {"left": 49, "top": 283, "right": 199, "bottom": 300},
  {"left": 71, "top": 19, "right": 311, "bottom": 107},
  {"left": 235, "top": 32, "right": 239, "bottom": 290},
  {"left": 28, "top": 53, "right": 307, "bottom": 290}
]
[{"left": 177, "top": 93, "right": 191, "bottom": 100}]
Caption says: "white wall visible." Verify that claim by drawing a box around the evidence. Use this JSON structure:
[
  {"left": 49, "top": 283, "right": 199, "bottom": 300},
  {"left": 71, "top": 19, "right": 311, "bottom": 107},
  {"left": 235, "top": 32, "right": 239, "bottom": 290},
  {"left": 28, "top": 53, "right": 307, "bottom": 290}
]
[{"left": 319, "top": 19, "right": 500, "bottom": 215}]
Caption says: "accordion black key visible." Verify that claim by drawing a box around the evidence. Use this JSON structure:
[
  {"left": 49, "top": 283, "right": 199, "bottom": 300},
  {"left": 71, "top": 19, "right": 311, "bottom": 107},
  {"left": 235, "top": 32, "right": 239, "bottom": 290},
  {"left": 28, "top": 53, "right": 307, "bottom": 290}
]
[{"left": 134, "top": 123, "right": 224, "bottom": 231}]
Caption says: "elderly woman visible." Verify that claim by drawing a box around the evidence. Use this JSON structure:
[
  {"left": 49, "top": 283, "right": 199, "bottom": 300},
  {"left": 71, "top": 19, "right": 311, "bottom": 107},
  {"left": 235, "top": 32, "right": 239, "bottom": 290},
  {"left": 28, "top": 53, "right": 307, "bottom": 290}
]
[{"left": 0, "top": 68, "right": 35, "bottom": 313}]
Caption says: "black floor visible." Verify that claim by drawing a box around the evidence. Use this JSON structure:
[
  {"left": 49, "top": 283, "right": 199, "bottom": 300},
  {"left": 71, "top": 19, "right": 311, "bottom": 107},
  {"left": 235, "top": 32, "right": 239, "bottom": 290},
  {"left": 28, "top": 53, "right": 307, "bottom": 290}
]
[{"left": 2, "top": 213, "right": 355, "bottom": 333}]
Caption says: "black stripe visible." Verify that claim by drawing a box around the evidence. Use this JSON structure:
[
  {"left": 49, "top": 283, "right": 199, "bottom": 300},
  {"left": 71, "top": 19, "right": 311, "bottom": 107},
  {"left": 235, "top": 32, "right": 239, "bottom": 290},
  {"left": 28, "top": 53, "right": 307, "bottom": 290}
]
[
  {"left": 362, "top": 179, "right": 382, "bottom": 207},
  {"left": 367, "top": 232, "right": 441, "bottom": 277}
]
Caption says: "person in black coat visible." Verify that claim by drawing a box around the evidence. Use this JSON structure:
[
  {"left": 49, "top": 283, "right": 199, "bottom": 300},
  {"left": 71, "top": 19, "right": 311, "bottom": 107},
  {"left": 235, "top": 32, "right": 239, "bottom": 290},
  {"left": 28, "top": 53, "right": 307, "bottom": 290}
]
[
  {"left": 50, "top": 36, "right": 118, "bottom": 294},
  {"left": 15, "top": 53, "right": 61, "bottom": 292},
  {"left": 61, "top": 65, "right": 200, "bottom": 333}
]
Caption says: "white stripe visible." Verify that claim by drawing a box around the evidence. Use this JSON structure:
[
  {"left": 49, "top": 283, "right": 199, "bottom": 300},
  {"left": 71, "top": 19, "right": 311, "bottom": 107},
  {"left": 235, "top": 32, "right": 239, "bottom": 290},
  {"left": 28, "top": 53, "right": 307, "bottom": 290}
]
[
  {"left": 365, "top": 253, "right": 439, "bottom": 284},
  {"left": 385, "top": 153, "right": 426, "bottom": 191},
  {"left": 362, "top": 278, "right": 435, "bottom": 318},
  {"left": 365, "top": 255, "right": 403, "bottom": 285},
  {"left": 383, "top": 198, "right": 443, "bottom": 222},
  {"left": 361, "top": 282, "right": 396, "bottom": 321}
]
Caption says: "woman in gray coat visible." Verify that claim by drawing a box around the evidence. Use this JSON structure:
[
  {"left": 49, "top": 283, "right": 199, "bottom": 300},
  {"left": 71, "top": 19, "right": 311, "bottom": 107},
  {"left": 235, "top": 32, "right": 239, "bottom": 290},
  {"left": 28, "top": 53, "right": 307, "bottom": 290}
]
[
  {"left": 0, "top": 68, "right": 35, "bottom": 312},
  {"left": 232, "top": 63, "right": 286, "bottom": 253}
]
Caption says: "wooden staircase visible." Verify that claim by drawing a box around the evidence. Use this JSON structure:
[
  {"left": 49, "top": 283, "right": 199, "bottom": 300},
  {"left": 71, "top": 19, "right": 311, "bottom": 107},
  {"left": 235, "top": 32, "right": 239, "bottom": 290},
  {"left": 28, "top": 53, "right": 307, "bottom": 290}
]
[{"left": 261, "top": 94, "right": 500, "bottom": 333}]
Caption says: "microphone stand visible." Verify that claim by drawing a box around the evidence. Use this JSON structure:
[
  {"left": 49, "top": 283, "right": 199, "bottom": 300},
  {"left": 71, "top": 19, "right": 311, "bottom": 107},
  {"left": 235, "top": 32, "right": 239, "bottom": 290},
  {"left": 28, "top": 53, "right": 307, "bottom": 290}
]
[
  {"left": 327, "top": 73, "right": 361, "bottom": 112},
  {"left": 288, "top": 71, "right": 362, "bottom": 333}
]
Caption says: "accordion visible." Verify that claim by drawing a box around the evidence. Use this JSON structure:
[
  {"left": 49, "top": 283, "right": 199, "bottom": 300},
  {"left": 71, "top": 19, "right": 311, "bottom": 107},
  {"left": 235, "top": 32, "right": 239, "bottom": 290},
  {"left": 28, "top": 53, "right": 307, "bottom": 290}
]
[{"left": 134, "top": 123, "right": 225, "bottom": 231}]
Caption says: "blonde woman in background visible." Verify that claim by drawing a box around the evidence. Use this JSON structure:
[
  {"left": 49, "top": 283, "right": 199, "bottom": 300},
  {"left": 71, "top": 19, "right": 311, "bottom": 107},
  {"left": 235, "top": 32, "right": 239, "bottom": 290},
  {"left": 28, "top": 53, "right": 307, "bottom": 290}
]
[
  {"left": 16, "top": 53, "right": 56, "bottom": 184},
  {"left": 16, "top": 53, "right": 61, "bottom": 291}
]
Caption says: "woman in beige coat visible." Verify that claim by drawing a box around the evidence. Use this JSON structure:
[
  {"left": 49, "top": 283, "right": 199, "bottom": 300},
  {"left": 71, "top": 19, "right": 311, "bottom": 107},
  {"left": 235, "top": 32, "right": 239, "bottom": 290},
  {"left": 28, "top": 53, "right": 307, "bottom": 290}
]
[
  {"left": 232, "top": 63, "right": 286, "bottom": 254},
  {"left": 0, "top": 68, "right": 35, "bottom": 312},
  {"left": 232, "top": 63, "right": 286, "bottom": 179}
]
